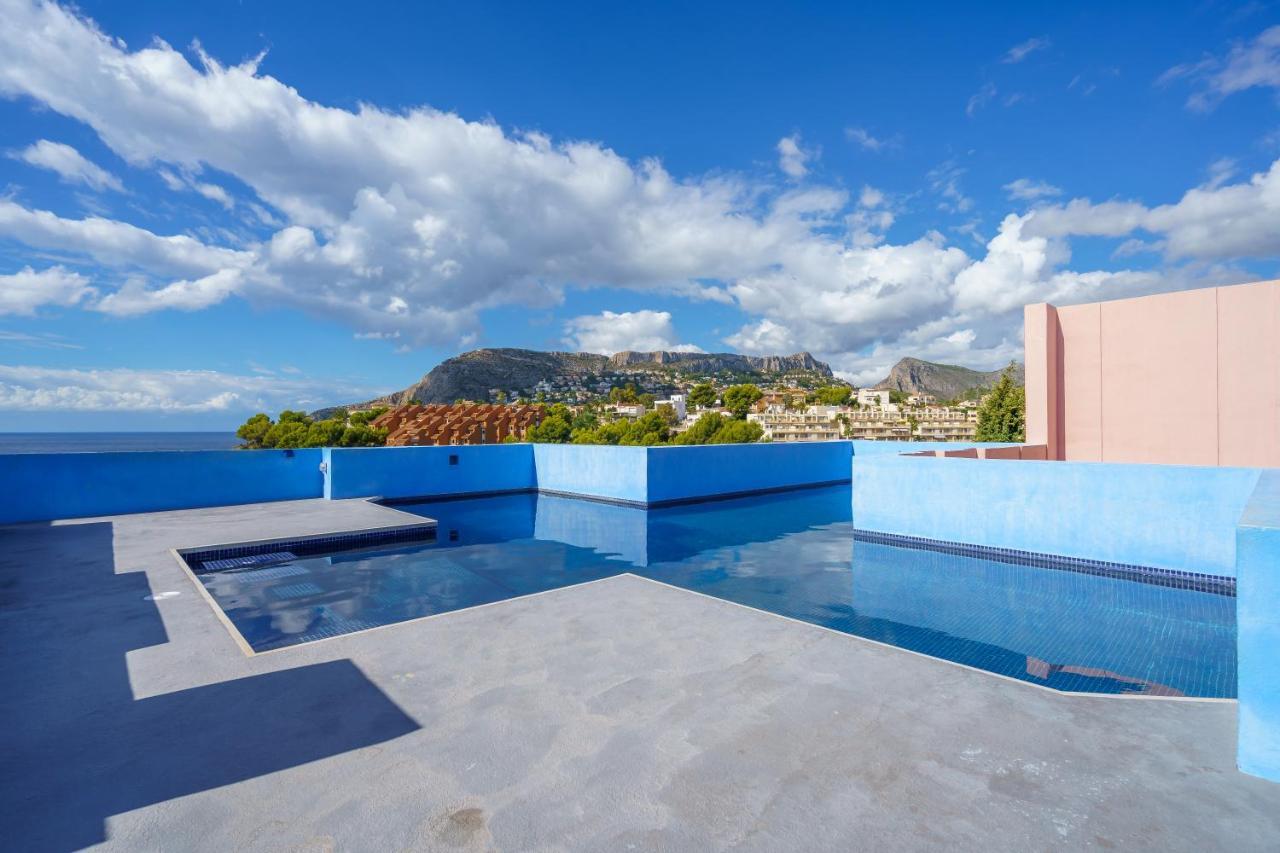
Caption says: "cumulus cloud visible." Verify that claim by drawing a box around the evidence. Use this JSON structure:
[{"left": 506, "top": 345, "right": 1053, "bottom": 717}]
[
  {"left": 1004, "top": 178, "right": 1063, "bottom": 201},
  {"left": 776, "top": 134, "right": 815, "bottom": 179},
  {"left": 562, "top": 309, "right": 703, "bottom": 354},
  {"left": 0, "top": 0, "right": 1276, "bottom": 386},
  {"left": 1002, "top": 37, "right": 1050, "bottom": 64},
  {"left": 10, "top": 139, "right": 123, "bottom": 191},
  {"left": 0, "top": 363, "right": 384, "bottom": 412},
  {"left": 1022, "top": 159, "right": 1280, "bottom": 260},
  {"left": 1159, "top": 26, "right": 1280, "bottom": 110},
  {"left": 0, "top": 266, "right": 95, "bottom": 315}
]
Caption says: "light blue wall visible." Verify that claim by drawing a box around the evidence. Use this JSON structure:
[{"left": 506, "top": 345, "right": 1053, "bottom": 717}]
[
  {"left": 646, "top": 441, "right": 852, "bottom": 505},
  {"left": 0, "top": 449, "right": 324, "bottom": 524},
  {"left": 851, "top": 439, "right": 996, "bottom": 456},
  {"left": 852, "top": 454, "right": 1260, "bottom": 577},
  {"left": 1237, "top": 470, "right": 1280, "bottom": 781},
  {"left": 531, "top": 443, "right": 648, "bottom": 504},
  {"left": 324, "top": 445, "right": 536, "bottom": 500}
]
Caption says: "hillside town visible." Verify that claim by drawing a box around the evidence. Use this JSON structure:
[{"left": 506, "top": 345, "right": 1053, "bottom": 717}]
[{"left": 361, "top": 381, "right": 990, "bottom": 447}]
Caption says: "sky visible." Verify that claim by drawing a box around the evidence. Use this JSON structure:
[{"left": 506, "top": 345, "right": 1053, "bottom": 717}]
[{"left": 0, "top": 0, "right": 1278, "bottom": 430}]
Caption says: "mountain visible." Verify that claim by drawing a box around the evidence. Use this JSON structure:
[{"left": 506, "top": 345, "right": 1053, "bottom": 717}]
[
  {"left": 873, "top": 358, "right": 1024, "bottom": 400},
  {"left": 607, "top": 350, "right": 829, "bottom": 375},
  {"left": 318, "top": 348, "right": 833, "bottom": 414}
]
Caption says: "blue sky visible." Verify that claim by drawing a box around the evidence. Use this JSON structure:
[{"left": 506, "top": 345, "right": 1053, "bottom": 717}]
[{"left": 1, "top": 0, "right": 1278, "bottom": 430}]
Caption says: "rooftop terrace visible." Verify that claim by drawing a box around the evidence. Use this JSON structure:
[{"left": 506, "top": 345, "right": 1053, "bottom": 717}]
[{"left": 4, "top": 491, "right": 1280, "bottom": 850}]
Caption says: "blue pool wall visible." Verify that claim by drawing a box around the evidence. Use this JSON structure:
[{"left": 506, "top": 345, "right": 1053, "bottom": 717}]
[
  {"left": 0, "top": 449, "right": 324, "bottom": 524},
  {"left": 646, "top": 441, "right": 852, "bottom": 505},
  {"left": 1237, "top": 470, "right": 1280, "bottom": 782},
  {"left": 323, "top": 444, "right": 536, "bottom": 501},
  {"left": 851, "top": 453, "right": 1260, "bottom": 578},
  {"left": 532, "top": 443, "right": 649, "bottom": 503}
]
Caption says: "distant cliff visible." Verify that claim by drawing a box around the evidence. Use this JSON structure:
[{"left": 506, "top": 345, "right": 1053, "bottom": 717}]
[
  {"left": 318, "top": 348, "right": 833, "bottom": 413},
  {"left": 873, "top": 358, "right": 1023, "bottom": 400}
]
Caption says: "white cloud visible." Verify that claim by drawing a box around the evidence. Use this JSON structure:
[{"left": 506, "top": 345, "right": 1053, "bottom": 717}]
[
  {"left": 845, "top": 127, "right": 897, "bottom": 152},
  {"left": 1004, "top": 178, "right": 1063, "bottom": 201},
  {"left": 0, "top": 330, "right": 82, "bottom": 349},
  {"left": 0, "top": 200, "right": 252, "bottom": 279},
  {"left": 0, "top": 265, "right": 95, "bottom": 315},
  {"left": 776, "top": 134, "right": 815, "bottom": 179},
  {"left": 0, "top": 363, "right": 384, "bottom": 412},
  {"left": 159, "top": 167, "right": 234, "bottom": 208},
  {"left": 0, "top": 0, "right": 1276, "bottom": 385},
  {"left": 966, "top": 82, "right": 997, "bottom": 117},
  {"left": 10, "top": 139, "right": 123, "bottom": 191},
  {"left": 928, "top": 161, "right": 974, "bottom": 212},
  {"left": 562, "top": 309, "right": 703, "bottom": 354},
  {"left": 1002, "top": 37, "right": 1050, "bottom": 64},
  {"left": 1159, "top": 26, "right": 1280, "bottom": 110},
  {"left": 1023, "top": 159, "right": 1280, "bottom": 260}
]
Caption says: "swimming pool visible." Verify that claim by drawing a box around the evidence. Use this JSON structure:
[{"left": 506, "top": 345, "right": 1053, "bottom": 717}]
[{"left": 190, "top": 486, "right": 1236, "bottom": 697}]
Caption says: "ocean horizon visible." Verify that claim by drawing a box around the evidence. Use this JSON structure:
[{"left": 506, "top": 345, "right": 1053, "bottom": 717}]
[{"left": 0, "top": 432, "right": 240, "bottom": 454}]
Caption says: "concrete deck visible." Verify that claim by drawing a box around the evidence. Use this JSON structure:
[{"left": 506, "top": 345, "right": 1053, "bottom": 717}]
[{"left": 2, "top": 498, "right": 1279, "bottom": 851}]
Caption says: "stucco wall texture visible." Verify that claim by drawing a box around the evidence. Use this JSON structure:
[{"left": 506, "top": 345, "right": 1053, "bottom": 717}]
[{"left": 1025, "top": 280, "right": 1280, "bottom": 467}]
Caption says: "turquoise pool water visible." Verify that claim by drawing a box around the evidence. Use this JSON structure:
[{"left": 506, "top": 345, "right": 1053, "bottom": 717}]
[{"left": 193, "top": 486, "right": 1236, "bottom": 696}]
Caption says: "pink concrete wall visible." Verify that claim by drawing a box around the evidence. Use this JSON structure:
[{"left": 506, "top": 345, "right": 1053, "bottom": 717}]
[{"left": 1026, "top": 280, "right": 1280, "bottom": 467}]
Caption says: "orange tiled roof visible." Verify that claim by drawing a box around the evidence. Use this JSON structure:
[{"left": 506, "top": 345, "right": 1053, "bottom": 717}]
[{"left": 373, "top": 403, "right": 545, "bottom": 446}]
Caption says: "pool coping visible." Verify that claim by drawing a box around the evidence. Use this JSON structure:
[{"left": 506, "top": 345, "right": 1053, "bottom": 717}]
[{"left": 168, "top": 518, "right": 1235, "bottom": 702}]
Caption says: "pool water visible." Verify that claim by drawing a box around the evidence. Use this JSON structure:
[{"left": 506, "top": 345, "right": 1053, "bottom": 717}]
[{"left": 194, "top": 486, "right": 1236, "bottom": 697}]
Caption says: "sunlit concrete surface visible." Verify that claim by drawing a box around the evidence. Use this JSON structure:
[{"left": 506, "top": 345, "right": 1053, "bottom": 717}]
[{"left": 3, "top": 499, "right": 1279, "bottom": 851}]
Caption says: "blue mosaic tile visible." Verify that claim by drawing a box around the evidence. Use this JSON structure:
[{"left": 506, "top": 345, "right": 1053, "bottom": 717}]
[
  {"left": 850, "top": 528, "right": 1236, "bottom": 597},
  {"left": 186, "top": 524, "right": 437, "bottom": 574}
]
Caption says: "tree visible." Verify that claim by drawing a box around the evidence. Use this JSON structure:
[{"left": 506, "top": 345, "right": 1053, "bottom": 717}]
[
  {"left": 974, "top": 363, "right": 1026, "bottom": 442},
  {"left": 236, "top": 413, "right": 272, "bottom": 448},
  {"left": 722, "top": 384, "right": 763, "bottom": 419},
  {"left": 638, "top": 392, "right": 656, "bottom": 410},
  {"left": 670, "top": 412, "right": 763, "bottom": 445},
  {"left": 609, "top": 383, "right": 639, "bottom": 404},
  {"left": 527, "top": 414, "right": 572, "bottom": 443},
  {"left": 707, "top": 419, "right": 764, "bottom": 444},
  {"left": 687, "top": 383, "right": 717, "bottom": 409},
  {"left": 814, "top": 386, "right": 851, "bottom": 406},
  {"left": 234, "top": 410, "right": 387, "bottom": 450}
]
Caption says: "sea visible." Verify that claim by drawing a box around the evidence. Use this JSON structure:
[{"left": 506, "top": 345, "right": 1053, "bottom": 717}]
[{"left": 0, "top": 432, "right": 240, "bottom": 454}]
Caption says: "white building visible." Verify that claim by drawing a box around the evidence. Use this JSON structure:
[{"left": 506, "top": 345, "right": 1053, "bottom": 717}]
[
  {"left": 857, "top": 388, "right": 894, "bottom": 410},
  {"left": 655, "top": 393, "right": 687, "bottom": 422},
  {"left": 748, "top": 405, "right": 843, "bottom": 442}
]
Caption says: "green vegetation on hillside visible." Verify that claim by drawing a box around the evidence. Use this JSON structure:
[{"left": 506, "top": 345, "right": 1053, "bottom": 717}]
[
  {"left": 974, "top": 364, "right": 1026, "bottom": 442},
  {"left": 524, "top": 397, "right": 764, "bottom": 447},
  {"left": 236, "top": 408, "right": 389, "bottom": 449}
]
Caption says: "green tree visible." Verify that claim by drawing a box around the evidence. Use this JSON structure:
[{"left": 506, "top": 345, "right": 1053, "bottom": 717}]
[
  {"left": 571, "top": 409, "right": 599, "bottom": 432},
  {"left": 722, "top": 384, "right": 763, "bottom": 419},
  {"left": 814, "top": 386, "right": 851, "bottom": 406},
  {"left": 672, "top": 412, "right": 724, "bottom": 445},
  {"left": 707, "top": 419, "right": 764, "bottom": 444},
  {"left": 638, "top": 392, "right": 656, "bottom": 410},
  {"left": 974, "top": 363, "right": 1026, "bottom": 442},
  {"left": 236, "top": 413, "right": 273, "bottom": 449},
  {"left": 687, "top": 382, "right": 717, "bottom": 409},
  {"left": 527, "top": 414, "right": 572, "bottom": 443},
  {"left": 609, "top": 383, "right": 639, "bottom": 404}
]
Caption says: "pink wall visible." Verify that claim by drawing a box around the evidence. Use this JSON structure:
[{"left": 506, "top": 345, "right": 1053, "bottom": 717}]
[{"left": 1025, "top": 280, "right": 1280, "bottom": 467}]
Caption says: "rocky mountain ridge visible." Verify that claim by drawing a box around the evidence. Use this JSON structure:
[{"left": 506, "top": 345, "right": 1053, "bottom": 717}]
[
  {"left": 321, "top": 348, "right": 832, "bottom": 413},
  {"left": 873, "top": 357, "right": 1024, "bottom": 400}
]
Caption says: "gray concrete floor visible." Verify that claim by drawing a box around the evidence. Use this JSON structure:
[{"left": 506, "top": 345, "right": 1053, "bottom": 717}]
[{"left": 2, "top": 498, "right": 1279, "bottom": 852}]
